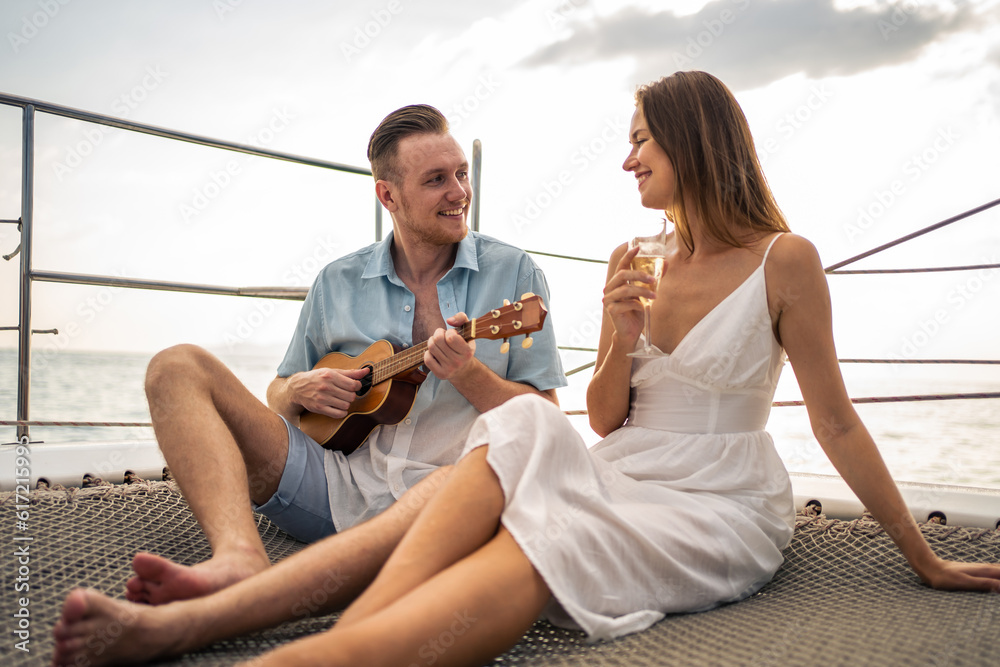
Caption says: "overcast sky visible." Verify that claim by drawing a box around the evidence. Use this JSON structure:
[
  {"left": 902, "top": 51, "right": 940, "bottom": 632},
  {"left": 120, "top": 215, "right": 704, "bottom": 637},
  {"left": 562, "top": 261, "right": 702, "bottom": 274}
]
[{"left": 1, "top": 0, "right": 998, "bottom": 409}]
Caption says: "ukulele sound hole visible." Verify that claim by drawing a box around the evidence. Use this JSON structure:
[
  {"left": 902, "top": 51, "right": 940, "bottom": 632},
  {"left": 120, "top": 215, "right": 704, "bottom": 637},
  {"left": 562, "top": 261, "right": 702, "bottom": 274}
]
[{"left": 356, "top": 365, "right": 374, "bottom": 397}]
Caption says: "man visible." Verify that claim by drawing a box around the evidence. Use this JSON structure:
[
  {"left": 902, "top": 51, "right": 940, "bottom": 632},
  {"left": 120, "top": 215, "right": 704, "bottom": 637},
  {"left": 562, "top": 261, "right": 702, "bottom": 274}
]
[{"left": 126, "top": 104, "right": 566, "bottom": 605}]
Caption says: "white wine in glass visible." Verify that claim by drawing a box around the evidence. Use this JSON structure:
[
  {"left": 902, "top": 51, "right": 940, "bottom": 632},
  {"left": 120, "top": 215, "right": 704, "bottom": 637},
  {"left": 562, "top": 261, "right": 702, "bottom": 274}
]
[{"left": 628, "top": 220, "right": 669, "bottom": 358}]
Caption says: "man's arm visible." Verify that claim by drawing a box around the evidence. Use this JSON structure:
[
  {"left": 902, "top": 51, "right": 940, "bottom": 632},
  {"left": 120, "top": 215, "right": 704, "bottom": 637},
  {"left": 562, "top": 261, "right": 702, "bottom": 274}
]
[
  {"left": 266, "top": 367, "right": 371, "bottom": 426},
  {"left": 424, "top": 313, "right": 559, "bottom": 411}
]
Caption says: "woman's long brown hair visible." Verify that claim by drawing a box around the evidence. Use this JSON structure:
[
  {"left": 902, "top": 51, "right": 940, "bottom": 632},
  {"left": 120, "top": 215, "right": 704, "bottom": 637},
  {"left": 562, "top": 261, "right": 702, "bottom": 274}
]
[{"left": 636, "top": 71, "right": 790, "bottom": 252}]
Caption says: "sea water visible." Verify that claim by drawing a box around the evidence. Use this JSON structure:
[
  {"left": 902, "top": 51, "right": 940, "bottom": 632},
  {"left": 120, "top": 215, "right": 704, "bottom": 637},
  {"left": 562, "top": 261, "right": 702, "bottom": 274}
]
[{"left": 1, "top": 347, "right": 998, "bottom": 489}]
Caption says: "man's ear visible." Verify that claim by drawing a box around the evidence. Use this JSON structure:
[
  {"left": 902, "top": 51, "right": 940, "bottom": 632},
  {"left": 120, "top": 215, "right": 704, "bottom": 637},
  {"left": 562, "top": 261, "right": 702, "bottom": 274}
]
[{"left": 375, "top": 180, "right": 398, "bottom": 212}]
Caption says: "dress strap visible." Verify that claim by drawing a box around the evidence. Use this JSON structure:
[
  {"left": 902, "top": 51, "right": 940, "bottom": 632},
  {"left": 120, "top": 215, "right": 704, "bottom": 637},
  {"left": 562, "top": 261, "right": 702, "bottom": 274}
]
[{"left": 761, "top": 233, "right": 783, "bottom": 266}]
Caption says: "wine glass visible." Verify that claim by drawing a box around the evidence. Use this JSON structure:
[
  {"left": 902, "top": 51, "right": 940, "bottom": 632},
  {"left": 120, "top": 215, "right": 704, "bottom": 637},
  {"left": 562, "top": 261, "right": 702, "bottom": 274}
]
[{"left": 627, "top": 219, "right": 669, "bottom": 358}]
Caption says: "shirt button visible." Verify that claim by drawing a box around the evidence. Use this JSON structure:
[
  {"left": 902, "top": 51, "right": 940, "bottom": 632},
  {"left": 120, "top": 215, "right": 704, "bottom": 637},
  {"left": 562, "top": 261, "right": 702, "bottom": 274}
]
[
  {"left": 404, "top": 418, "right": 412, "bottom": 425},
  {"left": 404, "top": 305, "right": 411, "bottom": 312},
  {"left": 393, "top": 484, "right": 400, "bottom": 492}
]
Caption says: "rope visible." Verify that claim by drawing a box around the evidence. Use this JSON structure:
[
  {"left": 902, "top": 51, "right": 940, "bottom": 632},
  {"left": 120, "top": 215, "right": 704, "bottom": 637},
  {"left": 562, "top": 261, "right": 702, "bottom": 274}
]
[
  {"left": 829, "top": 263, "right": 1000, "bottom": 275},
  {"left": 565, "top": 362, "right": 596, "bottom": 376},
  {"left": 0, "top": 420, "right": 152, "bottom": 427},
  {"left": 562, "top": 391, "right": 1000, "bottom": 416},
  {"left": 558, "top": 354, "right": 1000, "bottom": 365},
  {"left": 526, "top": 250, "right": 608, "bottom": 264},
  {"left": 772, "top": 392, "right": 1000, "bottom": 407},
  {"left": 824, "top": 196, "right": 1000, "bottom": 272},
  {"left": 838, "top": 359, "right": 1000, "bottom": 364}
]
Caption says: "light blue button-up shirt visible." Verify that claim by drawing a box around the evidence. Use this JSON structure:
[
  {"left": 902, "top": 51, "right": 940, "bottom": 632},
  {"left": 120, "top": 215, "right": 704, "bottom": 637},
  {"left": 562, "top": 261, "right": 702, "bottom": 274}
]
[{"left": 277, "top": 231, "right": 566, "bottom": 531}]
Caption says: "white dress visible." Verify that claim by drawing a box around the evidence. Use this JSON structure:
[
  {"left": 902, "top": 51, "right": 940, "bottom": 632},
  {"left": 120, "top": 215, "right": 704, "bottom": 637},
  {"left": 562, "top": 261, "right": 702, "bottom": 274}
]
[{"left": 461, "top": 235, "right": 795, "bottom": 642}]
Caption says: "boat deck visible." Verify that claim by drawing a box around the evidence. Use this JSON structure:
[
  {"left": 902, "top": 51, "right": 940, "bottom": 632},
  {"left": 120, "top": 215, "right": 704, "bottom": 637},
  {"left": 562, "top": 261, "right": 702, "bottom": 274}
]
[{"left": 1, "top": 479, "right": 998, "bottom": 666}]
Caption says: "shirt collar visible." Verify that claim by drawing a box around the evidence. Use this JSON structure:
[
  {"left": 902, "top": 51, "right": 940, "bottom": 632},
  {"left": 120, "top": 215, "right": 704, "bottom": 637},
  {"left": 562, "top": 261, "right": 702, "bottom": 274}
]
[
  {"left": 362, "top": 231, "right": 397, "bottom": 280},
  {"left": 361, "top": 230, "right": 480, "bottom": 281},
  {"left": 452, "top": 231, "right": 479, "bottom": 272}
]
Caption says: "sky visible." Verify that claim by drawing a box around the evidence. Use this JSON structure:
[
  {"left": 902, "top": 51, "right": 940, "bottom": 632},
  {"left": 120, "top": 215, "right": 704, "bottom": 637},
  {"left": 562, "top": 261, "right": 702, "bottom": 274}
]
[{"left": 1, "top": 0, "right": 999, "bottom": 414}]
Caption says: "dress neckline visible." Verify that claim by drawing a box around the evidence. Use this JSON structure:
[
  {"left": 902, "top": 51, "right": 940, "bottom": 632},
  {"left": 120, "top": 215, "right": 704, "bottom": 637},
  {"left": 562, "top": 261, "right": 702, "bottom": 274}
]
[{"left": 658, "top": 234, "right": 782, "bottom": 356}]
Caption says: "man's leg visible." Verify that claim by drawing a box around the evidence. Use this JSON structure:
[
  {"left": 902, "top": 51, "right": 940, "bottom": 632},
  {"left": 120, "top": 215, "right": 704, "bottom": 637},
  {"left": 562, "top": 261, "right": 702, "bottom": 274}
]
[
  {"left": 127, "top": 344, "right": 293, "bottom": 604},
  {"left": 242, "top": 528, "right": 549, "bottom": 667},
  {"left": 253, "top": 445, "right": 548, "bottom": 666},
  {"left": 52, "top": 466, "right": 455, "bottom": 666}
]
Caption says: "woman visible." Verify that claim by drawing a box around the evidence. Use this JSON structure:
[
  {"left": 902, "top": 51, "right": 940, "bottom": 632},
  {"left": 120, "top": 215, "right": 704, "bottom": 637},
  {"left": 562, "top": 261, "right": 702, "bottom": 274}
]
[{"left": 52, "top": 71, "right": 1000, "bottom": 667}]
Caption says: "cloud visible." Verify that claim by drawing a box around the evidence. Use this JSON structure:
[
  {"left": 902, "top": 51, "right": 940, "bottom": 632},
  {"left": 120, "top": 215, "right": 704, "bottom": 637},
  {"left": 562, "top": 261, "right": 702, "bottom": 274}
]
[{"left": 521, "top": 0, "right": 982, "bottom": 91}]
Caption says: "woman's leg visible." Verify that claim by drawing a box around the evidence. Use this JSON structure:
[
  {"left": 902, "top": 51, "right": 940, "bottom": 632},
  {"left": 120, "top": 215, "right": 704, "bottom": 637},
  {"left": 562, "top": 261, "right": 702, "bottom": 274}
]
[
  {"left": 52, "top": 466, "right": 454, "bottom": 667},
  {"left": 246, "top": 527, "right": 550, "bottom": 667},
  {"left": 337, "top": 445, "right": 503, "bottom": 626}
]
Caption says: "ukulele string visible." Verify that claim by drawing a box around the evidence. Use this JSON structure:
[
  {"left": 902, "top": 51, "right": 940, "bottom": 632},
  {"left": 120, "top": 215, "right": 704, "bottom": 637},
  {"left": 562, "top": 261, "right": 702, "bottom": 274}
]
[{"left": 370, "top": 320, "right": 475, "bottom": 381}]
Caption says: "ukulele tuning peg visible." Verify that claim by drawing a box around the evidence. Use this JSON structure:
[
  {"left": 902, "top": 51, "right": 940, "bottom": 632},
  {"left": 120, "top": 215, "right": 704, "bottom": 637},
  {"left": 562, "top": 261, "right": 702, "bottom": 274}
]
[
  {"left": 500, "top": 339, "right": 510, "bottom": 354},
  {"left": 521, "top": 334, "right": 533, "bottom": 349},
  {"left": 490, "top": 324, "right": 500, "bottom": 335},
  {"left": 503, "top": 299, "right": 511, "bottom": 306},
  {"left": 520, "top": 292, "right": 536, "bottom": 300}
]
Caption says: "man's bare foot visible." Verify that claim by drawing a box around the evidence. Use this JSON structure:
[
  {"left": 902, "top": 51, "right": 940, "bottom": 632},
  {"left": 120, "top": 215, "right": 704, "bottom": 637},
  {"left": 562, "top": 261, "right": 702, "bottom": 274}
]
[
  {"left": 125, "top": 548, "right": 270, "bottom": 605},
  {"left": 52, "top": 588, "right": 189, "bottom": 666}
]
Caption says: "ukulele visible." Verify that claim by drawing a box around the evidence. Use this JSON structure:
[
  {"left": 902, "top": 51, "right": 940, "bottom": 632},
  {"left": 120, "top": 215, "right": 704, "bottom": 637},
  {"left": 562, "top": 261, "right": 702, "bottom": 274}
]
[{"left": 299, "top": 293, "right": 548, "bottom": 454}]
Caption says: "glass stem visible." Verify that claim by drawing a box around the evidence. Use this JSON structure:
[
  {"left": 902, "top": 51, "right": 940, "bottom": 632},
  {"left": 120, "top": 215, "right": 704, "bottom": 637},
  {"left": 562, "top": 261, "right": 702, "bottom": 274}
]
[{"left": 643, "top": 304, "right": 652, "bottom": 351}]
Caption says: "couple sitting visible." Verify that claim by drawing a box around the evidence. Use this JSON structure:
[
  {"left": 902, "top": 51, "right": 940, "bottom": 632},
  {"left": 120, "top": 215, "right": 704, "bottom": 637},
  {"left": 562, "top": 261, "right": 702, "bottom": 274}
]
[{"left": 53, "top": 71, "right": 1000, "bottom": 667}]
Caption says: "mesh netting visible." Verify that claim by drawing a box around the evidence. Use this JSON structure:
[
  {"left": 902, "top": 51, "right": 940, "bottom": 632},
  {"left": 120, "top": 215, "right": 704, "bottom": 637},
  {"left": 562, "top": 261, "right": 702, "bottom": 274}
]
[{"left": 2, "top": 481, "right": 998, "bottom": 666}]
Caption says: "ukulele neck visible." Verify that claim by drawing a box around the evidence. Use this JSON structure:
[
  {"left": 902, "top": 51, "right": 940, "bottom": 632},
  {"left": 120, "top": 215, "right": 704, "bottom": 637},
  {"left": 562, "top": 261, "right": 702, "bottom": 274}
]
[{"left": 369, "top": 320, "right": 475, "bottom": 384}]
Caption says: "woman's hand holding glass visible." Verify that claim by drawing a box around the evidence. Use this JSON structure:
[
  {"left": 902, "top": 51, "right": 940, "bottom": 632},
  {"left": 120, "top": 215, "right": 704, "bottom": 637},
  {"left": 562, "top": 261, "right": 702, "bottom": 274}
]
[
  {"left": 602, "top": 224, "right": 668, "bottom": 357},
  {"left": 627, "top": 221, "right": 668, "bottom": 357}
]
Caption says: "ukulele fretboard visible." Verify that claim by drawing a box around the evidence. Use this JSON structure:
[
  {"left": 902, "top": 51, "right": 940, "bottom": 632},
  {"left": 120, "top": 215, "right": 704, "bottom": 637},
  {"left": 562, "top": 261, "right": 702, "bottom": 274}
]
[{"left": 369, "top": 320, "right": 475, "bottom": 383}]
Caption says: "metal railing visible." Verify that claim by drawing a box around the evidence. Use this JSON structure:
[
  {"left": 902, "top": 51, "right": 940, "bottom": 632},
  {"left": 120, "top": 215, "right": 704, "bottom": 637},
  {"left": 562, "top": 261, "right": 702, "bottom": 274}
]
[
  {"left": 527, "top": 197, "right": 1000, "bottom": 389},
  {"left": 2, "top": 91, "right": 995, "bottom": 440},
  {"left": 0, "top": 91, "right": 482, "bottom": 440}
]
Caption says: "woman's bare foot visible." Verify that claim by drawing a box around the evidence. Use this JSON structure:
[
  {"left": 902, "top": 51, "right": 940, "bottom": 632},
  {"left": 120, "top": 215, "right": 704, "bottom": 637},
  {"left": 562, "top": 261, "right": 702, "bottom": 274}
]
[
  {"left": 51, "top": 588, "right": 191, "bottom": 666},
  {"left": 125, "top": 547, "right": 270, "bottom": 605}
]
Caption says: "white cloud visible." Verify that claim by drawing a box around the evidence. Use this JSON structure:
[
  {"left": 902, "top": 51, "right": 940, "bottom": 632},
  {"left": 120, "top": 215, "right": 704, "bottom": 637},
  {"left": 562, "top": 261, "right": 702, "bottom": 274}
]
[{"left": 520, "top": 0, "right": 989, "bottom": 91}]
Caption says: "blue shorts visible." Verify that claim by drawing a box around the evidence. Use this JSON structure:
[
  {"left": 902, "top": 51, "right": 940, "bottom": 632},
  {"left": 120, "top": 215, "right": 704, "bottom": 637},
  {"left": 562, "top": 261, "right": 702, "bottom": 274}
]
[{"left": 253, "top": 416, "right": 338, "bottom": 542}]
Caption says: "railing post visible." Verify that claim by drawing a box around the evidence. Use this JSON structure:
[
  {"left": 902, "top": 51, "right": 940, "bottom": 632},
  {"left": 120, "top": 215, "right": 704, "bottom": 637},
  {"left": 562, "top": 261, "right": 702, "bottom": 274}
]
[
  {"left": 16, "top": 105, "right": 34, "bottom": 441},
  {"left": 471, "top": 139, "right": 481, "bottom": 233}
]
